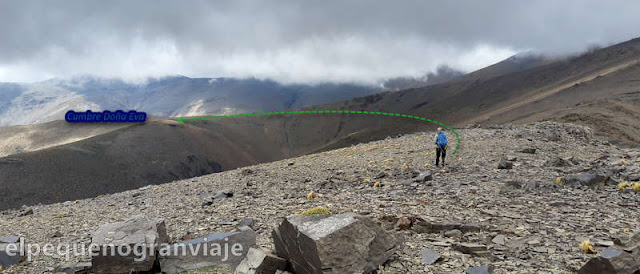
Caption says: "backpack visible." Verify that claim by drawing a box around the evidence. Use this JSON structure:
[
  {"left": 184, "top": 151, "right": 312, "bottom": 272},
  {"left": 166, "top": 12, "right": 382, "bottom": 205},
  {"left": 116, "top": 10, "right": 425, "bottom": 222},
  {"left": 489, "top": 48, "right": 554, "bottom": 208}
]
[{"left": 437, "top": 132, "right": 448, "bottom": 148}]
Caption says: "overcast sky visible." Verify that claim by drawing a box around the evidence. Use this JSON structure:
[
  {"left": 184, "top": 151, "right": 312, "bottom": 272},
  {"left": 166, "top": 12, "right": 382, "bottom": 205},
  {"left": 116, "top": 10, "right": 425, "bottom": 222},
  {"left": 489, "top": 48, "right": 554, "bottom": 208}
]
[{"left": 0, "top": 0, "right": 639, "bottom": 84}]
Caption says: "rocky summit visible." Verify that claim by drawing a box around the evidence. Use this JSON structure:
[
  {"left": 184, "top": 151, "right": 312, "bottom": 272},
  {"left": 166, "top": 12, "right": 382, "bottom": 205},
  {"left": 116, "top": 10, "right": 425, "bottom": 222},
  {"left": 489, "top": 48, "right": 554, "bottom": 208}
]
[{"left": 1, "top": 122, "right": 640, "bottom": 273}]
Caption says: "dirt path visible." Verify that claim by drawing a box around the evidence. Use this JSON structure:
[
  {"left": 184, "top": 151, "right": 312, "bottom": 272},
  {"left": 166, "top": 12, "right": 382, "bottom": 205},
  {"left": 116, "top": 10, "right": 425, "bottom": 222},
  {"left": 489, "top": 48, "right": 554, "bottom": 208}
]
[{"left": 466, "top": 58, "right": 640, "bottom": 124}]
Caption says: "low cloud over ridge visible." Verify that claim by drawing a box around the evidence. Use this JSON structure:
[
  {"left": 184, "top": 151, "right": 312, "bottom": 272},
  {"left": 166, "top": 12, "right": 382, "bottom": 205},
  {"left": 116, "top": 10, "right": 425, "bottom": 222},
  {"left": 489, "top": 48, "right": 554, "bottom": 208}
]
[{"left": 0, "top": 0, "right": 639, "bottom": 83}]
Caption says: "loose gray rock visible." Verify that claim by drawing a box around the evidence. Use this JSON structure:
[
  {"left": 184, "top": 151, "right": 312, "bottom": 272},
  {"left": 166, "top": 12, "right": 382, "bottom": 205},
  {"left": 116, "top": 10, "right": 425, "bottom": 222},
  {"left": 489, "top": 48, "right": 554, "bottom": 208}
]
[
  {"left": 564, "top": 173, "right": 610, "bottom": 188},
  {"left": 17, "top": 208, "right": 33, "bottom": 217},
  {"left": 578, "top": 247, "right": 640, "bottom": 274},
  {"left": 542, "top": 129, "right": 563, "bottom": 142},
  {"left": 375, "top": 171, "right": 388, "bottom": 179},
  {"left": 492, "top": 235, "right": 506, "bottom": 246},
  {"left": 53, "top": 262, "right": 92, "bottom": 274},
  {"left": 412, "top": 221, "right": 482, "bottom": 234},
  {"left": 202, "top": 190, "right": 234, "bottom": 206},
  {"left": 497, "top": 158, "right": 513, "bottom": 169},
  {"left": 159, "top": 228, "right": 256, "bottom": 273},
  {"left": 501, "top": 180, "right": 523, "bottom": 191},
  {"left": 236, "top": 247, "right": 288, "bottom": 274},
  {"left": 213, "top": 190, "right": 234, "bottom": 200},
  {"left": 0, "top": 235, "right": 24, "bottom": 268},
  {"left": 238, "top": 218, "right": 256, "bottom": 230},
  {"left": 625, "top": 172, "right": 640, "bottom": 182},
  {"left": 453, "top": 242, "right": 490, "bottom": 257},
  {"left": 444, "top": 229, "right": 462, "bottom": 238},
  {"left": 90, "top": 215, "right": 169, "bottom": 274},
  {"left": 465, "top": 265, "right": 494, "bottom": 274},
  {"left": 613, "top": 232, "right": 640, "bottom": 252},
  {"left": 595, "top": 167, "right": 626, "bottom": 177},
  {"left": 521, "top": 181, "right": 539, "bottom": 192},
  {"left": 415, "top": 172, "right": 433, "bottom": 182},
  {"left": 519, "top": 148, "right": 536, "bottom": 154},
  {"left": 272, "top": 213, "right": 399, "bottom": 274},
  {"left": 546, "top": 157, "right": 573, "bottom": 167},
  {"left": 420, "top": 249, "right": 441, "bottom": 265},
  {"left": 501, "top": 180, "right": 538, "bottom": 193},
  {"left": 241, "top": 169, "right": 255, "bottom": 175}
]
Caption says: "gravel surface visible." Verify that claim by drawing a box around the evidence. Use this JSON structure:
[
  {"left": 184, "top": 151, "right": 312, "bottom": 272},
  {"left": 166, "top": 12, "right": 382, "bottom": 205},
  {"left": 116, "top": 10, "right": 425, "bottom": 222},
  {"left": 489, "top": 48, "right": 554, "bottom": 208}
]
[{"left": 1, "top": 122, "right": 639, "bottom": 273}]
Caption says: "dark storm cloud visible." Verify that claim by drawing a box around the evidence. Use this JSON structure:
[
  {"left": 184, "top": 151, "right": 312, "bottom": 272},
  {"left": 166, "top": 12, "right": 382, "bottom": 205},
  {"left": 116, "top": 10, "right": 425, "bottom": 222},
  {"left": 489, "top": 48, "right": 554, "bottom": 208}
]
[{"left": 0, "top": 0, "right": 638, "bottom": 83}]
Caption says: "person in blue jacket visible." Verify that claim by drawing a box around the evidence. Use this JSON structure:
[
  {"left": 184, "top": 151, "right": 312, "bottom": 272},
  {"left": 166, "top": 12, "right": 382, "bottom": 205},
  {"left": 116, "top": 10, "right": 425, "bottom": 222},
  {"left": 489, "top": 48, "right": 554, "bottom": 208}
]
[{"left": 434, "top": 127, "right": 448, "bottom": 167}]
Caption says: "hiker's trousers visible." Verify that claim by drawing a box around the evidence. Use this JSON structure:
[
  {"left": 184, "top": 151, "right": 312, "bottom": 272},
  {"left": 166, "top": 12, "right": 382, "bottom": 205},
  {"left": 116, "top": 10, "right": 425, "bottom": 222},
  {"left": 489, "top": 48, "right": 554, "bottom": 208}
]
[{"left": 436, "top": 146, "right": 446, "bottom": 166}]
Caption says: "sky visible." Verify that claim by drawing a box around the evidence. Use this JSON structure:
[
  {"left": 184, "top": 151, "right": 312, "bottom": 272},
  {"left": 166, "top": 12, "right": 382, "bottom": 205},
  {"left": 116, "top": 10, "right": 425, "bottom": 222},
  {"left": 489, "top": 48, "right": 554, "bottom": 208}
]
[{"left": 0, "top": 0, "right": 639, "bottom": 84}]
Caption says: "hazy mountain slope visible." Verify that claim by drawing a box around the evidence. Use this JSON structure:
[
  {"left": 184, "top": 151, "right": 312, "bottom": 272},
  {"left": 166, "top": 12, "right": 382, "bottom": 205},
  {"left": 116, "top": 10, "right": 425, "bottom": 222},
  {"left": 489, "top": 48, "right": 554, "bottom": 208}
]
[
  {"left": 0, "top": 118, "right": 283, "bottom": 210},
  {"left": 0, "top": 112, "right": 425, "bottom": 210},
  {"left": 0, "top": 83, "right": 23, "bottom": 113},
  {"left": 459, "top": 53, "right": 553, "bottom": 81},
  {"left": 0, "top": 120, "right": 130, "bottom": 157},
  {"left": 0, "top": 76, "right": 381, "bottom": 126},
  {"left": 482, "top": 61, "right": 640, "bottom": 145},
  {"left": 310, "top": 37, "right": 640, "bottom": 148},
  {"left": 0, "top": 83, "right": 101, "bottom": 126},
  {"left": 382, "top": 66, "right": 465, "bottom": 90}
]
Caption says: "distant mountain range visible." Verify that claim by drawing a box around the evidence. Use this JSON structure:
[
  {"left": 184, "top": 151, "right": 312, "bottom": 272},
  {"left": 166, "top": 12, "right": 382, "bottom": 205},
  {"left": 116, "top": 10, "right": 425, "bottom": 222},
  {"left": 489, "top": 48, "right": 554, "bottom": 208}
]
[
  {"left": 0, "top": 76, "right": 378, "bottom": 126},
  {"left": 0, "top": 67, "right": 466, "bottom": 126}
]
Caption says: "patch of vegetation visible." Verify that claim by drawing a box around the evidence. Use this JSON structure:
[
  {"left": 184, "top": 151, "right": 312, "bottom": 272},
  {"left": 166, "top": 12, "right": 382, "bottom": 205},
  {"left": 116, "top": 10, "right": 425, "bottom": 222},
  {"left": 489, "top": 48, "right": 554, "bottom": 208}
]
[
  {"left": 579, "top": 240, "right": 596, "bottom": 254},
  {"left": 307, "top": 191, "right": 323, "bottom": 200},
  {"left": 300, "top": 206, "right": 331, "bottom": 216},
  {"left": 53, "top": 212, "right": 69, "bottom": 218}
]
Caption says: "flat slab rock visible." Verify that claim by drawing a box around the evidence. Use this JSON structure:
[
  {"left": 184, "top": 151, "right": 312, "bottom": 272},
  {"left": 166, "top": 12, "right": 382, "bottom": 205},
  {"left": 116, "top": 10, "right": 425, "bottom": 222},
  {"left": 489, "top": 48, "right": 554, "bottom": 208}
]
[
  {"left": 412, "top": 221, "right": 483, "bottom": 234},
  {"left": 273, "top": 213, "right": 399, "bottom": 274},
  {"left": 159, "top": 226, "right": 256, "bottom": 273}
]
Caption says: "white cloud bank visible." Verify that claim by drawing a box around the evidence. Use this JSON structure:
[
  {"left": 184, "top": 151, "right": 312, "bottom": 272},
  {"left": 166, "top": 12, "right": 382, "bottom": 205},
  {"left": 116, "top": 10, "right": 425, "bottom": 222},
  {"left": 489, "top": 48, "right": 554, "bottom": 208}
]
[{"left": 0, "top": 0, "right": 638, "bottom": 84}]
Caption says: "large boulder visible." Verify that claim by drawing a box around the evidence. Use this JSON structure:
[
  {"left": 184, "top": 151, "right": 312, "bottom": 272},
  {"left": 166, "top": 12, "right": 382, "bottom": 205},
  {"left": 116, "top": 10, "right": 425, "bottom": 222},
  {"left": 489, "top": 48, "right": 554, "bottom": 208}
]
[
  {"left": 236, "top": 247, "right": 288, "bottom": 274},
  {"left": 272, "top": 213, "right": 399, "bottom": 274},
  {"left": 578, "top": 247, "right": 640, "bottom": 274},
  {"left": 158, "top": 226, "right": 256, "bottom": 273},
  {"left": 0, "top": 236, "right": 24, "bottom": 268},
  {"left": 90, "top": 215, "right": 169, "bottom": 274}
]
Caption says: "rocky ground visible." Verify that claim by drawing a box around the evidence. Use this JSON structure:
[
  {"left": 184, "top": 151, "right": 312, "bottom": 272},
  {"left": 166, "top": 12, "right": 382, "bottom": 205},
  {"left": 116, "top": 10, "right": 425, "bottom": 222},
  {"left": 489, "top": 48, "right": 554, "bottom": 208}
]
[{"left": 1, "top": 122, "right": 640, "bottom": 273}]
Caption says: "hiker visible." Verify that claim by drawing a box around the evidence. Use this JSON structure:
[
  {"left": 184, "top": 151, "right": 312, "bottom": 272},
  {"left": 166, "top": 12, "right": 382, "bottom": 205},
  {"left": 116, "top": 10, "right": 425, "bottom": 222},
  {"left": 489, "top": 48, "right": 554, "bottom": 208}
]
[{"left": 434, "top": 127, "right": 448, "bottom": 167}]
